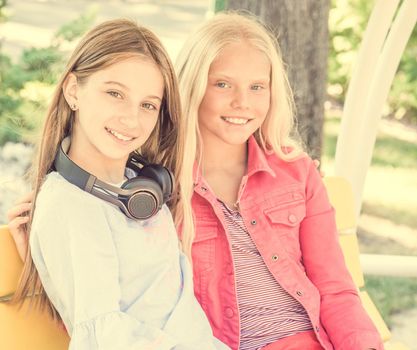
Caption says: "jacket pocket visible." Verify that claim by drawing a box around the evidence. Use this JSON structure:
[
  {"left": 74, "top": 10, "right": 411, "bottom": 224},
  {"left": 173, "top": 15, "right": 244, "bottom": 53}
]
[
  {"left": 264, "top": 203, "right": 306, "bottom": 262},
  {"left": 264, "top": 203, "right": 306, "bottom": 228}
]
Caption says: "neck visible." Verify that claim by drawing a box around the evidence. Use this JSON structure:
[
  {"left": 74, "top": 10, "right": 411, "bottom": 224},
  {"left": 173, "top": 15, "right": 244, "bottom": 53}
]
[
  {"left": 201, "top": 137, "right": 248, "bottom": 174},
  {"left": 68, "top": 137, "right": 127, "bottom": 185}
]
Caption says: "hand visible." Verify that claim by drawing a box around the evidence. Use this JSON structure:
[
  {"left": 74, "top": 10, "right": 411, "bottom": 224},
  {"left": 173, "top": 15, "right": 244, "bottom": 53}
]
[
  {"left": 313, "top": 159, "right": 325, "bottom": 178},
  {"left": 6, "top": 191, "right": 34, "bottom": 261}
]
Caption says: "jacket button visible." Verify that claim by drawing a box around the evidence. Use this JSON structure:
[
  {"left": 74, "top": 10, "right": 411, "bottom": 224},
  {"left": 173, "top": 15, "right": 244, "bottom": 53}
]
[
  {"left": 271, "top": 254, "right": 279, "bottom": 261},
  {"left": 288, "top": 214, "right": 297, "bottom": 223},
  {"left": 315, "top": 325, "right": 320, "bottom": 332},
  {"left": 225, "top": 307, "right": 234, "bottom": 318},
  {"left": 250, "top": 219, "right": 257, "bottom": 225},
  {"left": 201, "top": 186, "right": 208, "bottom": 192},
  {"left": 296, "top": 290, "right": 304, "bottom": 296}
]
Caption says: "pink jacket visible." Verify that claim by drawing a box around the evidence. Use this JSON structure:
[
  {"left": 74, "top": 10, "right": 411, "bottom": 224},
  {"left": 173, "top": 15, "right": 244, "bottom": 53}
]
[{"left": 189, "top": 136, "right": 383, "bottom": 350}]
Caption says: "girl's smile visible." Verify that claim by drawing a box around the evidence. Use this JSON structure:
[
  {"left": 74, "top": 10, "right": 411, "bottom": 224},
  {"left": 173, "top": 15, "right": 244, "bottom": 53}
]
[
  {"left": 220, "top": 116, "right": 254, "bottom": 125},
  {"left": 105, "top": 126, "right": 137, "bottom": 143}
]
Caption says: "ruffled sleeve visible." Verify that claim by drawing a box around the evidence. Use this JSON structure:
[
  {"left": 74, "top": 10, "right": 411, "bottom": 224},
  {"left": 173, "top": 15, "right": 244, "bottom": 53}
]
[
  {"left": 29, "top": 177, "right": 178, "bottom": 349},
  {"left": 70, "top": 311, "right": 176, "bottom": 349}
]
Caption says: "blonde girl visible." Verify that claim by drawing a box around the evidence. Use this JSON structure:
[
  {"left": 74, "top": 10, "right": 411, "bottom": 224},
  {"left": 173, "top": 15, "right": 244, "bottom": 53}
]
[
  {"left": 176, "top": 12, "right": 383, "bottom": 350},
  {"left": 10, "top": 18, "right": 228, "bottom": 350}
]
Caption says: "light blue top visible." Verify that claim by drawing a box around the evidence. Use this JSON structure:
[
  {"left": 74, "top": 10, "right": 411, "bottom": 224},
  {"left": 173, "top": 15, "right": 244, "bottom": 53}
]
[{"left": 30, "top": 172, "right": 229, "bottom": 350}]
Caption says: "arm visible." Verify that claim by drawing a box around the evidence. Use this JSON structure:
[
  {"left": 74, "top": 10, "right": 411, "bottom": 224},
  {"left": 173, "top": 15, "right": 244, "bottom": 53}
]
[
  {"left": 299, "top": 159, "right": 383, "bottom": 350},
  {"left": 30, "top": 188, "right": 177, "bottom": 350}
]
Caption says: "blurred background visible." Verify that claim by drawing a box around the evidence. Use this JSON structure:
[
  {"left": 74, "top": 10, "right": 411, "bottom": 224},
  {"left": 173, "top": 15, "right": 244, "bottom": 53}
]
[{"left": 1, "top": 0, "right": 416, "bottom": 348}]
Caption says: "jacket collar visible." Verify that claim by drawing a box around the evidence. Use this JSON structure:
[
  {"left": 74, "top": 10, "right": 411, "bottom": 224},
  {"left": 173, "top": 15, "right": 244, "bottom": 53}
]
[{"left": 246, "top": 135, "right": 276, "bottom": 178}]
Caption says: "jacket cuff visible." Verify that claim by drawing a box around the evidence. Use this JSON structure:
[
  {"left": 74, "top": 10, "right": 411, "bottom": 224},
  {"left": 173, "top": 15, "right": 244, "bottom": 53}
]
[{"left": 338, "top": 330, "right": 384, "bottom": 350}]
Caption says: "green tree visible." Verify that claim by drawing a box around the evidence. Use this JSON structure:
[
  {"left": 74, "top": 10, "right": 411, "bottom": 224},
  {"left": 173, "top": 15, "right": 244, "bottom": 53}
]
[
  {"left": 329, "top": 0, "right": 417, "bottom": 125},
  {"left": 0, "top": 10, "right": 96, "bottom": 145}
]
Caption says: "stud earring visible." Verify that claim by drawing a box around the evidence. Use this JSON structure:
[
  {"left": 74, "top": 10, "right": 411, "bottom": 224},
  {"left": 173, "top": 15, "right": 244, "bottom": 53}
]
[{"left": 71, "top": 103, "right": 77, "bottom": 111}]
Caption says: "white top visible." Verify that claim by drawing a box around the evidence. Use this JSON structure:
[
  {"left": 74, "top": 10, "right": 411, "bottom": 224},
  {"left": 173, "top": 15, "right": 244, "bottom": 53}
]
[{"left": 30, "top": 171, "right": 229, "bottom": 350}]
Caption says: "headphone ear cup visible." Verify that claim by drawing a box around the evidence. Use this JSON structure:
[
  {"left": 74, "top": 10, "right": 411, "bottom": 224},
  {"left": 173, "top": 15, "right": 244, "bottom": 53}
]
[
  {"left": 121, "top": 177, "right": 164, "bottom": 220},
  {"left": 139, "top": 165, "right": 173, "bottom": 202}
]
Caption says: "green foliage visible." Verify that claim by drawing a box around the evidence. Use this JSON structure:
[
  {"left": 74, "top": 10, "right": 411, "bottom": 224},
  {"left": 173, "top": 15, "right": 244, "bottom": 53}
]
[
  {"left": 388, "top": 25, "right": 417, "bottom": 123},
  {"left": 0, "top": 0, "right": 8, "bottom": 23},
  {"left": 365, "top": 275, "right": 417, "bottom": 327},
  {"left": 329, "top": 0, "right": 417, "bottom": 124},
  {"left": 19, "top": 47, "right": 63, "bottom": 83},
  {"left": 328, "top": 0, "right": 375, "bottom": 98},
  {"left": 0, "top": 10, "right": 96, "bottom": 145},
  {"left": 214, "top": 0, "right": 227, "bottom": 13},
  {"left": 53, "top": 8, "right": 98, "bottom": 44}
]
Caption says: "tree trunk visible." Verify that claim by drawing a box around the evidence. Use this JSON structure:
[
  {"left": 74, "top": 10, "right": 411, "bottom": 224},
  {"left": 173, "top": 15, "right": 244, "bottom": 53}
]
[{"left": 226, "top": 0, "right": 330, "bottom": 160}]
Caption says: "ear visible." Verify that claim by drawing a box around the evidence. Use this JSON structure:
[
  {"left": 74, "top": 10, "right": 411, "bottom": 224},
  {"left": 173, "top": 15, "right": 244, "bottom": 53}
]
[{"left": 62, "top": 73, "right": 79, "bottom": 109}]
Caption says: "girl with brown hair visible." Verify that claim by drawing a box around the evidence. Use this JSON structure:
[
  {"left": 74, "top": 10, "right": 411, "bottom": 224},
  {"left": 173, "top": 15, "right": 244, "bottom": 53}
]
[{"left": 8, "top": 18, "right": 228, "bottom": 350}]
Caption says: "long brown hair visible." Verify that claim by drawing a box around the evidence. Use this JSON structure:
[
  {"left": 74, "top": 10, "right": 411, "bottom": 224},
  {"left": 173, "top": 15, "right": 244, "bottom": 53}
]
[{"left": 12, "top": 19, "right": 185, "bottom": 319}]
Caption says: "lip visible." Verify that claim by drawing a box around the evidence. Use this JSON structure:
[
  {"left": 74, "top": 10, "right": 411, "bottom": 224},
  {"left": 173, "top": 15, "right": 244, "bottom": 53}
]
[
  {"left": 105, "top": 127, "right": 137, "bottom": 143},
  {"left": 221, "top": 116, "right": 253, "bottom": 125},
  {"left": 221, "top": 116, "right": 252, "bottom": 120}
]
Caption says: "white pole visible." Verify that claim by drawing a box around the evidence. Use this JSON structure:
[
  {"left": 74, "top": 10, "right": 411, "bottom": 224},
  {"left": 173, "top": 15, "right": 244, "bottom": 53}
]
[
  {"left": 334, "top": 0, "right": 400, "bottom": 182},
  {"left": 360, "top": 254, "right": 417, "bottom": 277},
  {"left": 351, "top": 0, "right": 417, "bottom": 216}
]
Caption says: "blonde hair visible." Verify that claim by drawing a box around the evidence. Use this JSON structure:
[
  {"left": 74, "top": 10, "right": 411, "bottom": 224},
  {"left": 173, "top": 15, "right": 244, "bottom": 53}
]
[
  {"left": 13, "top": 19, "right": 185, "bottom": 319},
  {"left": 175, "top": 12, "right": 303, "bottom": 255}
]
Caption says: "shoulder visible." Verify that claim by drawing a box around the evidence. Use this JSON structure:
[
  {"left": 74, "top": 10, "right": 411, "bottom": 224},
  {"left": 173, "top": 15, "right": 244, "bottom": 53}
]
[
  {"left": 265, "top": 149, "right": 316, "bottom": 179},
  {"left": 32, "top": 172, "right": 106, "bottom": 236},
  {"left": 37, "top": 171, "right": 103, "bottom": 210}
]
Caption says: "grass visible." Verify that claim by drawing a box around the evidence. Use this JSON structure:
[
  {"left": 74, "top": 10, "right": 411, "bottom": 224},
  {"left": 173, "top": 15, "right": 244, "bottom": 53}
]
[
  {"left": 322, "top": 112, "right": 417, "bottom": 326},
  {"left": 365, "top": 276, "right": 417, "bottom": 328},
  {"left": 323, "top": 116, "right": 417, "bottom": 170},
  {"left": 322, "top": 114, "right": 417, "bottom": 230}
]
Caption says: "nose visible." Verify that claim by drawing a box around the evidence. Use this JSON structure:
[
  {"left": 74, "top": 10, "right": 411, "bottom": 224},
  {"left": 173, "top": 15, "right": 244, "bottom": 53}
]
[
  {"left": 119, "top": 107, "right": 140, "bottom": 129},
  {"left": 231, "top": 87, "right": 250, "bottom": 109}
]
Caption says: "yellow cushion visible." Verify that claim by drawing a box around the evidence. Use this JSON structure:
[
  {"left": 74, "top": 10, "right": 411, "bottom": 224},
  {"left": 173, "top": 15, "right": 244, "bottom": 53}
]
[
  {"left": 359, "top": 290, "right": 391, "bottom": 341},
  {"left": 323, "top": 176, "right": 356, "bottom": 232},
  {"left": 0, "top": 225, "right": 24, "bottom": 298},
  {"left": 323, "top": 177, "right": 393, "bottom": 342},
  {"left": 0, "top": 225, "right": 69, "bottom": 349}
]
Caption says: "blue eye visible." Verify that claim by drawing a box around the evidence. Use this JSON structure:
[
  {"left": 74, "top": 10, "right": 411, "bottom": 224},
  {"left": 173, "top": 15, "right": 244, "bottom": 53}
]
[
  {"left": 251, "top": 85, "right": 263, "bottom": 91},
  {"left": 142, "top": 102, "right": 158, "bottom": 111},
  {"left": 107, "top": 91, "right": 122, "bottom": 99},
  {"left": 216, "top": 82, "right": 230, "bottom": 88}
]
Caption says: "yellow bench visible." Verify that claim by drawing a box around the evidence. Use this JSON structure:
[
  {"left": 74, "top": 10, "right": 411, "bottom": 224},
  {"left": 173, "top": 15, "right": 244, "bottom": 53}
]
[
  {"left": 0, "top": 225, "right": 69, "bottom": 349},
  {"left": 324, "top": 176, "right": 409, "bottom": 350},
  {"left": 0, "top": 176, "right": 409, "bottom": 348}
]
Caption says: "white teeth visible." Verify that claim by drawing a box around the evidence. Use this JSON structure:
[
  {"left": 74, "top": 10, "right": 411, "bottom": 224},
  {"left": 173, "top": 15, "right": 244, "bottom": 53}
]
[
  {"left": 223, "top": 117, "right": 249, "bottom": 125},
  {"left": 107, "top": 128, "right": 134, "bottom": 141}
]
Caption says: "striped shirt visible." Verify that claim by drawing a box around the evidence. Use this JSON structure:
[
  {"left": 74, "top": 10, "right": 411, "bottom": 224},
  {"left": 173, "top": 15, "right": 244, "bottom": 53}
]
[{"left": 219, "top": 201, "right": 312, "bottom": 350}]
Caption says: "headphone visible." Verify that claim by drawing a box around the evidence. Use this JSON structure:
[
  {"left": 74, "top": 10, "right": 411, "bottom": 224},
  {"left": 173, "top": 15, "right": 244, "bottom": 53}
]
[{"left": 54, "top": 137, "right": 173, "bottom": 220}]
